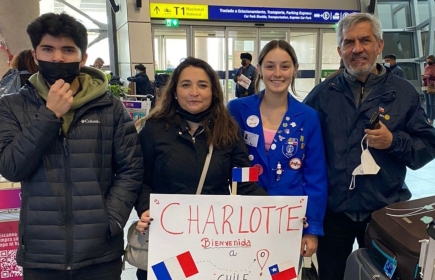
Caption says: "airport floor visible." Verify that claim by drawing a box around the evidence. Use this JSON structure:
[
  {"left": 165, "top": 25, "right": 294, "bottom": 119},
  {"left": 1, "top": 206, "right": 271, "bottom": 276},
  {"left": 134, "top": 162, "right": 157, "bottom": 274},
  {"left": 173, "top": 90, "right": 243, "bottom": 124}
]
[{"left": 120, "top": 159, "right": 435, "bottom": 280}]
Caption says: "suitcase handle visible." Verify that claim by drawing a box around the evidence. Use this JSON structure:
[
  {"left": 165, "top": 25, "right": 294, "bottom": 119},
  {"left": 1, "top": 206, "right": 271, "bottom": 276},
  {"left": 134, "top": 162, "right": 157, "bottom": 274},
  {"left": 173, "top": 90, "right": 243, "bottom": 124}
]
[{"left": 372, "top": 239, "right": 398, "bottom": 265}]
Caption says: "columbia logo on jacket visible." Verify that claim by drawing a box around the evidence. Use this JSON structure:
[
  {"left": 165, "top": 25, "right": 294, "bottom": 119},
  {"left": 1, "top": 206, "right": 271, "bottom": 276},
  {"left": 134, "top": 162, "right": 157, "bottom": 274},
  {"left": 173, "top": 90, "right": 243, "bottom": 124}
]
[{"left": 81, "top": 119, "right": 101, "bottom": 124}]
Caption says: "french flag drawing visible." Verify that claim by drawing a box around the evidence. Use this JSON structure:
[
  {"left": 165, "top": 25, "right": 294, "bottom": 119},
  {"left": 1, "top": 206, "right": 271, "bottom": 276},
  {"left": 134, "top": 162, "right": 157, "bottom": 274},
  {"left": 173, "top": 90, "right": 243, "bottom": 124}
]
[
  {"left": 152, "top": 251, "right": 199, "bottom": 280},
  {"left": 232, "top": 167, "right": 258, "bottom": 182},
  {"left": 268, "top": 260, "right": 297, "bottom": 280}
]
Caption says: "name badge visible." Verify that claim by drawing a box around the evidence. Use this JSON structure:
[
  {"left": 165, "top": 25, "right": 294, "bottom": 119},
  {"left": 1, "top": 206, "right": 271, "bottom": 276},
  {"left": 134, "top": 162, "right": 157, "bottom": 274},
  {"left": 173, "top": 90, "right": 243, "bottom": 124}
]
[{"left": 244, "top": 131, "right": 259, "bottom": 148}]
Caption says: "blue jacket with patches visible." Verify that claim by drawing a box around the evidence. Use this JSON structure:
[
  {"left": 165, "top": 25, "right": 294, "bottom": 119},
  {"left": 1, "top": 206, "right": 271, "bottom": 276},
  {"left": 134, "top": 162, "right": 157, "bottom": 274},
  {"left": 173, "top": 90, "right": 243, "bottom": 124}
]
[
  {"left": 228, "top": 93, "right": 328, "bottom": 236},
  {"left": 304, "top": 70, "right": 435, "bottom": 216}
]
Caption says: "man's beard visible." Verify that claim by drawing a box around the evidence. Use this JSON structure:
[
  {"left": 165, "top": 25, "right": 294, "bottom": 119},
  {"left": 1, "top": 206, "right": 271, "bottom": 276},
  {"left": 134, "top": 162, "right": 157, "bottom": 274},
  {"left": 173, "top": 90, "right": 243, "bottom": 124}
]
[
  {"left": 346, "top": 62, "right": 376, "bottom": 79},
  {"left": 344, "top": 47, "right": 379, "bottom": 80}
]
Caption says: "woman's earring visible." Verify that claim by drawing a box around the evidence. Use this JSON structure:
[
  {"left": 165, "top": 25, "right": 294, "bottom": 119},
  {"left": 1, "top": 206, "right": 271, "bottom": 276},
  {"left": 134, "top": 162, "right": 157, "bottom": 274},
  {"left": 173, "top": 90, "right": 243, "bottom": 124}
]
[
  {"left": 259, "top": 75, "right": 263, "bottom": 79},
  {"left": 174, "top": 95, "right": 178, "bottom": 99}
]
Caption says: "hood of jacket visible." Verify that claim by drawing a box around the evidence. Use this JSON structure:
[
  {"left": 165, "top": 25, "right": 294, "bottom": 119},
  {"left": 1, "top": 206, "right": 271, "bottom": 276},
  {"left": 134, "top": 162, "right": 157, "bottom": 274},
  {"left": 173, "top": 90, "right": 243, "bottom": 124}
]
[
  {"left": 29, "top": 66, "right": 109, "bottom": 133},
  {"left": 29, "top": 66, "right": 108, "bottom": 109}
]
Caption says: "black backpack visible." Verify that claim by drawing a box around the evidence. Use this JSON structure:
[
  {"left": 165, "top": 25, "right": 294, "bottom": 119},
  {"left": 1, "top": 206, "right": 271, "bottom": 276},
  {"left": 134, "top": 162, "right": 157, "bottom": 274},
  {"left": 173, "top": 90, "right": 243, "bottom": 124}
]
[
  {"left": 0, "top": 69, "right": 29, "bottom": 96},
  {"left": 154, "top": 74, "right": 170, "bottom": 88}
]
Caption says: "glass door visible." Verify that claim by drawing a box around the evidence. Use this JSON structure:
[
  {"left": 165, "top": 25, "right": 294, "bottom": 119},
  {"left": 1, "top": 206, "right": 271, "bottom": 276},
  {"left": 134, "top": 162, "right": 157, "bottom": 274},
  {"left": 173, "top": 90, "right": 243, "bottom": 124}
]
[
  {"left": 290, "top": 30, "right": 318, "bottom": 100},
  {"left": 193, "top": 28, "right": 226, "bottom": 94},
  {"left": 153, "top": 28, "right": 188, "bottom": 72},
  {"left": 260, "top": 29, "right": 288, "bottom": 49},
  {"left": 321, "top": 31, "right": 341, "bottom": 82}
]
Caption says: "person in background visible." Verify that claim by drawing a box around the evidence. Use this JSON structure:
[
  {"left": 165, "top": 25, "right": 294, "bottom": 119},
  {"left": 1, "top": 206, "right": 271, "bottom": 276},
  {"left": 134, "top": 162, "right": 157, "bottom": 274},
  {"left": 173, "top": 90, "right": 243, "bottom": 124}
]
[
  {"left": 233, "top": 52, "right": 257, "bottom": 98},
  {"left": 134, "top": 57, "right": 268, "bottom": 280},
  {"left": 304, "top": 13, "right": 435, "bottom": 280},
  {"left": 108, "top": 72, "right": 123, "bottom": 86},
  {"left": 127, "top": 64, "right": 153, "bottom": 95},
  {"left": 0, "top": 13, "right": 143, "bottom": 280},
  {"left": 228, "top": 39, "right": 328, "bottom": 259},
  {"left": 422, "top": 55, "right": 435, "bottom": 125},
  {"left": 384, "top": 54, "right": 404, "bottom": 78},
  {"left": 92, "top": 57, "right": 104, "bottom": 69},
  {"left": 2, "top": 49, "right": 38, "bottom": 87}
]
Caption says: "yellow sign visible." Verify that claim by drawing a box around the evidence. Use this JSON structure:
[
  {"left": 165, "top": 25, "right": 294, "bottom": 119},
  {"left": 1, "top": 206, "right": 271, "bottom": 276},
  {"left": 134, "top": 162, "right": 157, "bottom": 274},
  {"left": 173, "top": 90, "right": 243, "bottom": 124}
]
[{"left": 150, "top": 3, "right": 208, "bottom": 19}]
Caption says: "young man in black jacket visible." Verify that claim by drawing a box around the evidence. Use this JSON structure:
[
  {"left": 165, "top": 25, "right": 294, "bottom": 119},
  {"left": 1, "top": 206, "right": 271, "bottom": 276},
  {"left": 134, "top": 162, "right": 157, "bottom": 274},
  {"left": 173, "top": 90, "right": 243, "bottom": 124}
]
[{"left": 0, "top": 13, "right": 143, "bottom": 280}]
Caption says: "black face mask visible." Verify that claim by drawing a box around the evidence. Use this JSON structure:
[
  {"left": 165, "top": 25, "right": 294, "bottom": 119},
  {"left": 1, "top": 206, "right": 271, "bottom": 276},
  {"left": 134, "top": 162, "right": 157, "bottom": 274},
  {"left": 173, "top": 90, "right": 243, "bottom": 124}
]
[
  {"left": 176, "top": 105, "right": 213, "bottom": 123},
  {"left": 38, "top": 60, "right": 81, "bottom": 85},
  {"left": 241, "top": 59, "right": 248, "bottom": 66},
  {"left": 428, "top": 62, "right": 434, "bottom": 65}
]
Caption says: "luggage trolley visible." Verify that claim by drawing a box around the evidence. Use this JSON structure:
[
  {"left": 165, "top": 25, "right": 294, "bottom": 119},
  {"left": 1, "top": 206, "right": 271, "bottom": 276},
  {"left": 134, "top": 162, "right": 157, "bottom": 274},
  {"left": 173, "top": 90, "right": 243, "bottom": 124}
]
[{"left": 121, "top": 94, "right": 155, "bottom": 122}]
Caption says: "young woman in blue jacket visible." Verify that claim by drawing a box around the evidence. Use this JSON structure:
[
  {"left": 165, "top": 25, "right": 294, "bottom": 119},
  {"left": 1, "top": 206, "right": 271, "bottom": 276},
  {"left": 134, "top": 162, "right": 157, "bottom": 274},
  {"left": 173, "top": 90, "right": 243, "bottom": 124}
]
[{"left": 228, "top": 40, "right": 328, "bottom": 258}]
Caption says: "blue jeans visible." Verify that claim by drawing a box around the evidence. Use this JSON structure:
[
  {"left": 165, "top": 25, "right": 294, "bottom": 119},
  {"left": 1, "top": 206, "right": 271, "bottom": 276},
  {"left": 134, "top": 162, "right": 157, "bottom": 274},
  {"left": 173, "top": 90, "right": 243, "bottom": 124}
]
[
  {"left": 23, "top": 258, "right": 122, "bottom": 280},
  {"left": 424, "top": 90, "right": 435, "bottom": 121}
]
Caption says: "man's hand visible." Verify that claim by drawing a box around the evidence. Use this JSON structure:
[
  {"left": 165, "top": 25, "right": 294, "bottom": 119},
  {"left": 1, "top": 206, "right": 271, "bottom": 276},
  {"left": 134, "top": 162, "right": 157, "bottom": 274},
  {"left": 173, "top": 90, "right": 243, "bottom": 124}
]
[
  {"left": 364, "top": 121, "right": 393, "bottom": 149},
  {"left": 46, "top": 79, "right": 73, "bottom": 118},
  {"left": 136, "top": 210, "right": 152, "bottom": 234}
]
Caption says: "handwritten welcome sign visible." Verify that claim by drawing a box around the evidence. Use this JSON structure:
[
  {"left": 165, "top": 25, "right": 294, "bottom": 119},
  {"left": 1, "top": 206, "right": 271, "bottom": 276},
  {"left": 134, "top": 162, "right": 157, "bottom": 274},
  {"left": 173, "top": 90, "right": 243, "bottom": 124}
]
[{"left": 148, "top": 194, "right": 307, "bottom": 280}]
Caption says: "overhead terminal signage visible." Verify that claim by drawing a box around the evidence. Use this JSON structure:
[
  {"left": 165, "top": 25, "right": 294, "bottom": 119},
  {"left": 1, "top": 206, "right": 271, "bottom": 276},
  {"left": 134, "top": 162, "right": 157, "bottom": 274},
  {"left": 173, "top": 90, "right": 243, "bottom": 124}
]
[
  {"left": 150, "top": 3, "right": 208, "bottom": 19},
  {"left": 208, "top": 6, "right": 359, "bottom": 23},
  {"left": 150, "top": 3, "right": 359, "bottom": 23}
]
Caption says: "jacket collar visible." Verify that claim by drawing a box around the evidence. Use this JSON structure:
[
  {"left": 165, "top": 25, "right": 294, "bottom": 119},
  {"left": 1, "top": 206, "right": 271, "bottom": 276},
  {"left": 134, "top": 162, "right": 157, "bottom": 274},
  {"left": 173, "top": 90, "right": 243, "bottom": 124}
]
[
  {"left": 22, "top": 82, "right": 113, "bottom": 109},
  {"left": 329, "top": 66, "right": 396, "bottom": 97}
]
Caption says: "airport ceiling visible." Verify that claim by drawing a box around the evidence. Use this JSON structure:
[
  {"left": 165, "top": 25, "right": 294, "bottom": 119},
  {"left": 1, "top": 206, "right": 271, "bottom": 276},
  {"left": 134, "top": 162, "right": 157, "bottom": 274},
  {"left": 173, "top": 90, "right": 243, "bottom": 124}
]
[{"left": 53, "top": 0, "right": 107, "bottom": 14}]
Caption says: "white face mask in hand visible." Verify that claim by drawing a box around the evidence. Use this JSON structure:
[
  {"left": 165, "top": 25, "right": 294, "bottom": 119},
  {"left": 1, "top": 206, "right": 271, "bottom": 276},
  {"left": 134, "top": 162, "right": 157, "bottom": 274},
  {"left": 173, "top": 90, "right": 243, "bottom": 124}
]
[{"left": 349, "top": 134, "right": 381, "bottom": 190}]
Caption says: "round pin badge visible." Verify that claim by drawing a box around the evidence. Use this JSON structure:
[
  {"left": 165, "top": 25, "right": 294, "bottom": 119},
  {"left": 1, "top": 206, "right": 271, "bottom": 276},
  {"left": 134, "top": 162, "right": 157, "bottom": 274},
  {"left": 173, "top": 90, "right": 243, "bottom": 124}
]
[
  {"left": 248, "top": 155, "right": 254, "bottom": 161},
  {"left": 253, "top": 164, "right": 264, "bottom": 175},
  {"left": 246, "top": 115, "right": 260, "bottom": 128},
  {"left": 271, "top": 143, "right": 276, "bottom": 150},
  {"left": 289, "top": 158, "right": 302, "bottom": 170}
]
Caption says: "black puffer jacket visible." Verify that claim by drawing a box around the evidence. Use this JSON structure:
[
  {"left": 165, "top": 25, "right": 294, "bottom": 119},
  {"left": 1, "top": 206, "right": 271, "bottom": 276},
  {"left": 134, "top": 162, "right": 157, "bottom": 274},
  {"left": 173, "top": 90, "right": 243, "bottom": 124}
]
[
  {"left": 0, "top": 84, "right": 143, "bottom": 270},
  {"left": 135, "top": 118, "right": 267, "bottom": 216}
]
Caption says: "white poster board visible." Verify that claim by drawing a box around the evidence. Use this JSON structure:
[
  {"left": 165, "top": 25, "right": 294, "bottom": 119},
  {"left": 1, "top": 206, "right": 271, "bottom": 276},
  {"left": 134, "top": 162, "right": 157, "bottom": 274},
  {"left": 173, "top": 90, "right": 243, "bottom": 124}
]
[{"left": 148, "top": 194, "right": 307, "bottom": 280}]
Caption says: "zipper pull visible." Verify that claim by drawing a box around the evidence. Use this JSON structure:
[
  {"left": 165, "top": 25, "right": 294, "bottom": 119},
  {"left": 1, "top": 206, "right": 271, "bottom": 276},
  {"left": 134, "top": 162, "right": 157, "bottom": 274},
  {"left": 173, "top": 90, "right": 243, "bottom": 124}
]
[{"left": 63, "top": 138, "right": 69, "bottom": 156}]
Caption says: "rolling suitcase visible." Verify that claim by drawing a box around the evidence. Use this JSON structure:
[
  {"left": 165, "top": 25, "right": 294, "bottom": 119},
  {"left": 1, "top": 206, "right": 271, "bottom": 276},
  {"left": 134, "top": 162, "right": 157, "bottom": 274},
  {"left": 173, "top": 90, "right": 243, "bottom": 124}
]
[
  {"left": 365, "top": 196, "right": 435, "bottom": 280},
  {"left": 344, "top": 248, "right": 389, "bottom": 280}
]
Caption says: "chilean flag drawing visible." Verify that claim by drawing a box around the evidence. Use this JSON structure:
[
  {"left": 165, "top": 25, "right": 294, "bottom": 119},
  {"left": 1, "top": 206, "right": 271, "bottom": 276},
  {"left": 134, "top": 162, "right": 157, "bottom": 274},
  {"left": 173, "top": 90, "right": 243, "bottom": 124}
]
[
  {"left": 152, "top": 251, "right": 199, "bottom": 280},
  {"left": 232, "top": 167, "right": 258, "bottom": 182},
  {"left": 268, "top": 260, "right": 297, "bottom": 280}
]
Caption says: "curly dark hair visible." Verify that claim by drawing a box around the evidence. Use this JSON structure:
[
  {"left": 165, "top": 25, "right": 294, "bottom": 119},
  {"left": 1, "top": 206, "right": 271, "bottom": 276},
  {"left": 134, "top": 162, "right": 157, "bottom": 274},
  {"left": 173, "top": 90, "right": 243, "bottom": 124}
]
[
  {"left": 27, "top": 13, "right": 88, "bottom": 56},
  {"left": 143, "top": 57, "right": 241, "bottom": 148}
]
